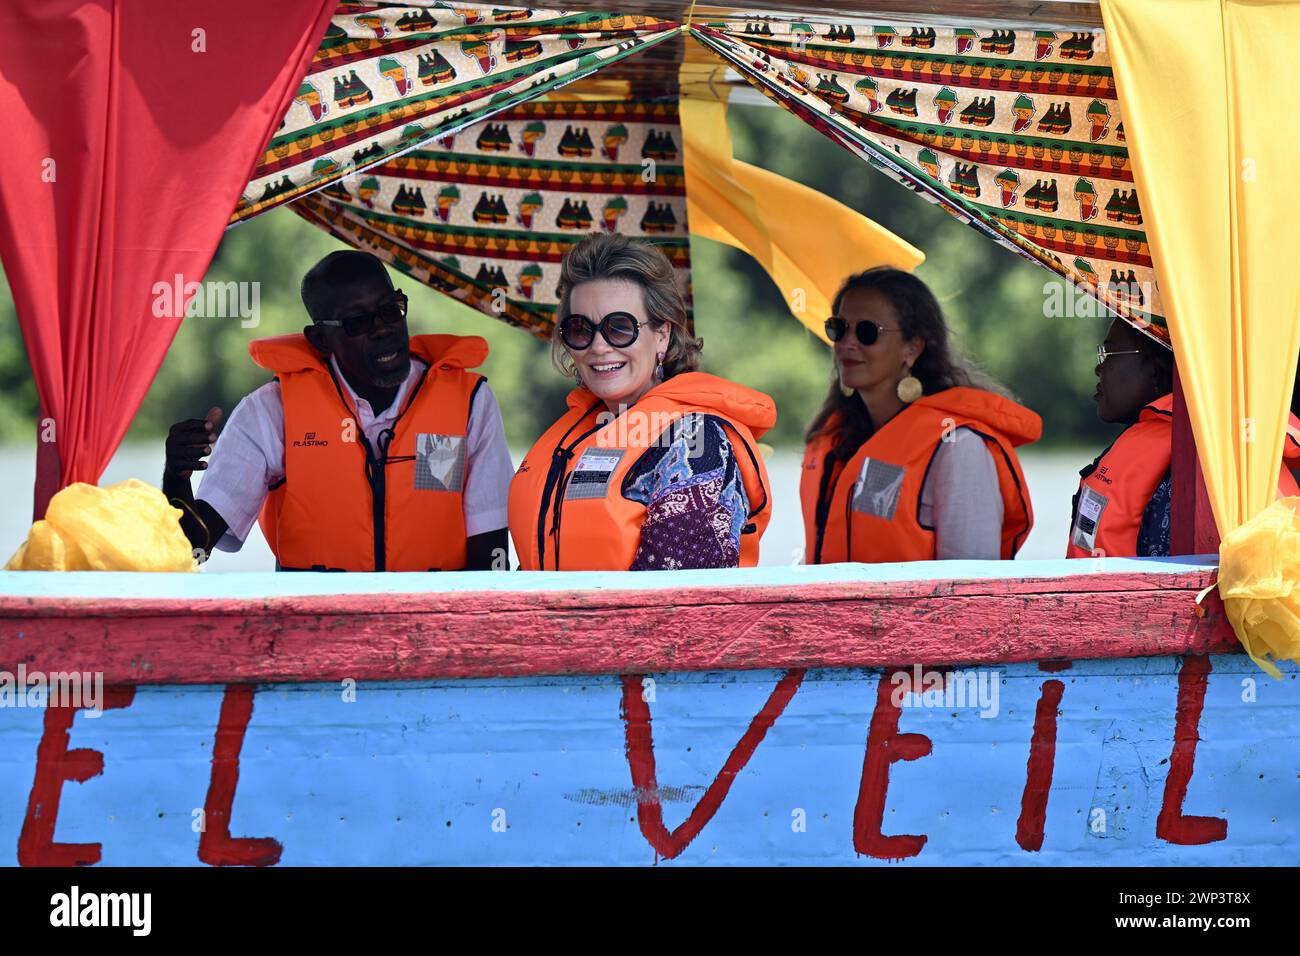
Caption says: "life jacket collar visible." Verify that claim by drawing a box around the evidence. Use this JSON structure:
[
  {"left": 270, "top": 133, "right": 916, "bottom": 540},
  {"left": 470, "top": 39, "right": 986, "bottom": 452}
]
[
  {"left": 908, "top": 387, "right": 1043, "bottom": 447},
  {"left": 815, "top": 387, "right": 1042, "bottom": 449},
  {"left": 250, "top": 333, "right": 488, "bottom": 375},
  {"left": 564, "top": 371, "right": 777, "bottom": 439}
]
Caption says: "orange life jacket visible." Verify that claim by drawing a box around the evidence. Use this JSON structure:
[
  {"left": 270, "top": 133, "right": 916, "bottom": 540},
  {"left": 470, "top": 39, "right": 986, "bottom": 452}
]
[
  {"left": 508, "top": 372, "right": 776, "bottom": 571},
  {"left": 800, "top": 387, "right": 1041, "bottom": 564},
  {"left": 250, "top": 333, "right": 488, "bottom": 571},
  {"left": 1067, "top": 393, "right": 1300, "bottom": 557}
]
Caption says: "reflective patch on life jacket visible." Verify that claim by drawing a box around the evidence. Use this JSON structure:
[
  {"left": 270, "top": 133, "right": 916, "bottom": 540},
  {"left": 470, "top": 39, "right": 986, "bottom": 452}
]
[
  {"left": 850, "top": 458, "right": 906, "bottom": 520},
  {"left": 414, "top": 433, "right": 467, "bottom": 492},
  {"left": 1071, "top": 485, "right": 1109, "bottom": 552},
  {"left": 564, "top": 447, "right": 626, "bottom": 500}
]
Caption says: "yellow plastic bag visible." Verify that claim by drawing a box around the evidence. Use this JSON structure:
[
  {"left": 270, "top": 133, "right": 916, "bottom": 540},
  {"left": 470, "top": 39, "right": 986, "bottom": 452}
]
[
  {"left": 5, "top": 479, "right": 196, "bottom": 572},
  {"left": 1217, "top": 497, "right": 1300, "bottom": 678}
]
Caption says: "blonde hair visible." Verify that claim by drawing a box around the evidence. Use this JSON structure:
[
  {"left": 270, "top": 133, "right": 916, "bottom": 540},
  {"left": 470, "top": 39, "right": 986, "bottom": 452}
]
[{"left": 551, "top": 233, "right": 701, "bottom": 378}]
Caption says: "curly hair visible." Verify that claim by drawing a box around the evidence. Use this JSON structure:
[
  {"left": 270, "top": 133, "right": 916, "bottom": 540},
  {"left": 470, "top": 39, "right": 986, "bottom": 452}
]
[{"left": 551, "top": 233, "right": 701, "bottom": 378}]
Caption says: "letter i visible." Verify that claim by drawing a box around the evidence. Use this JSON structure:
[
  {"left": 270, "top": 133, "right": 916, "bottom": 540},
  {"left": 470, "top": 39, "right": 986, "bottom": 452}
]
[{"left": 1016, "top": 670, "right": 1066, "bottom": 851}]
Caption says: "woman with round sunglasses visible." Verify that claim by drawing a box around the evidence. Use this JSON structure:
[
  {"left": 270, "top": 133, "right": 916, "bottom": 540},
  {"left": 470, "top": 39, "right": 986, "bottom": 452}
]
[
  {"left": 801, "top": 267, "right": 1041, "bottom": 564},
  {"left": 509, "top": 233, "right": 776, "bottom": 571},
  {"left": 1068, "top": 316, "right": 1300, "bottom": 557}
]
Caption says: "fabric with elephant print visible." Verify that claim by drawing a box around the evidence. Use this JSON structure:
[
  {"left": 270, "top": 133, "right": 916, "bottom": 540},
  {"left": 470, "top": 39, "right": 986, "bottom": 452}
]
[{"left": 690, "top": 16, "right": 1166, "bottom": 344}]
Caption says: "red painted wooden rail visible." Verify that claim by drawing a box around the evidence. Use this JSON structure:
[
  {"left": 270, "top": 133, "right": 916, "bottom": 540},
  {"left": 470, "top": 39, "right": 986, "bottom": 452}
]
[{"left": 0, "top": 567, "right": 1238, "bottom": 684}]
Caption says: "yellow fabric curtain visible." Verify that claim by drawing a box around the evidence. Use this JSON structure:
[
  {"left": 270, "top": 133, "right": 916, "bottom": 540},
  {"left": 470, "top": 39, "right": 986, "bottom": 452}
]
[
  {"left": 1101, "top": 0, "right": 1300, "bottom": 674},
  {"left": 678, "top": 58, "right": 924, "bottom": 339}
]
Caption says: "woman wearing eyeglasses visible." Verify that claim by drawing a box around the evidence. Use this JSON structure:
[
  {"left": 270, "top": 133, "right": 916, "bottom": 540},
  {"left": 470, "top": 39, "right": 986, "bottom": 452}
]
[
  {"left": 1068, "top": 316, "right": 1300, "bottom": 557},
  {"left": 801, "top": 267, "right": 1041, "bottom": 564},
  {"left": 509, "top": 233, "right": 775, "bottom": 570}
]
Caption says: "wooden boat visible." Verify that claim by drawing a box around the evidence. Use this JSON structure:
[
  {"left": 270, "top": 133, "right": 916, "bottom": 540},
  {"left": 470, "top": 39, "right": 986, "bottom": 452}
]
[
  {"left": 1, "top": 0, "right": 1295, "bottom": 866},
  {"left": 0, "top": 558, "right": 1270, "bottom": 865}
]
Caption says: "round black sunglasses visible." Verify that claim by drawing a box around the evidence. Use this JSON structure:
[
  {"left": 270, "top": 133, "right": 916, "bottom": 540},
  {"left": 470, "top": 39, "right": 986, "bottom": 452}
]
[
  {"left": 559, "top": 311, "right": 642, "bottom": 350},
  {"left": 824, "top": 315, "right": 901, "bottom": 346}
]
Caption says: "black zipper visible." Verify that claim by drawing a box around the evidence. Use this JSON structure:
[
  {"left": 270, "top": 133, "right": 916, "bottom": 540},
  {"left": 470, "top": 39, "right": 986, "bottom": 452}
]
[
  {"left": 535, "top": 401, "right": 604, "bottom": 570},
  {"left": 812, "top": 450, "right": 839, "bottom": 565},
  {"left": 843, "top": 463, "right": 855, "bottom": 560},
  {"left": 326, "top": 361, "right": 429, "bottom": 572}
]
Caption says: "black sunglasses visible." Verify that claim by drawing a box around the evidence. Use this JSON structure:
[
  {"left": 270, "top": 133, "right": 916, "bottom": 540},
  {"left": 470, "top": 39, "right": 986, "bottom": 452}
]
[
  {"left": 319, "top": 290, "right": 408, "bottom": 337},
  {"left": 825, "top": 315, "right": 901, "bottom": 346},
  {"left": 558, "top": 311, "right": 642, "bottom": 350}
]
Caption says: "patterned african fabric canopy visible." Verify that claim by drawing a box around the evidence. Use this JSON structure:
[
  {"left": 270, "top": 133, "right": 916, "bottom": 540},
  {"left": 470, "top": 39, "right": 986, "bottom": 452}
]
[
  {"left": 236, "top": 0, "right": 1165, "bottom": 343},
  {"left": 235, "top": 4, "right": 681, "bottom": 225},
  {"left": 691, "top": 14, "right": 1163, "bottom": 340},
  {"left": 293, "top": 98, "right": 690, "bottom": 337}
]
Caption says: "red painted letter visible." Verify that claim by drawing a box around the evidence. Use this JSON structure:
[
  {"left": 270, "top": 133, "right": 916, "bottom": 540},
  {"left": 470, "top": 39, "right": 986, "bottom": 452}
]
[
  {"left": 1157, "top": 656, "right": 1227, "bottom": 845},
  {"left": 198, "top": 684, "right": 282, "bottom": 866},
  {"left": 18, "top": 686, "right": 135, "bottom": 866},
  {"left": 1016, "top": 678, "right": 1065, "bottom": 851},
  {"left": 853, "top": 670, "right": 932, "bottom": 859},
  {"left": 621, "top": 670, "right": 804, "bottom": 861}
]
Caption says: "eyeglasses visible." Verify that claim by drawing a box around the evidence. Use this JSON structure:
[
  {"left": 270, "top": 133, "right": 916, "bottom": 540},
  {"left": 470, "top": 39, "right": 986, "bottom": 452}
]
[
  {"left": 1096, "top": 344, "right": 1142, "bottom": 365},
  {"left": 825, "top": 316, "right": 901, "bottom": 346},
  {"left": 558, "top": 311, "right": 642, "bottom": 350},
  {"left": 319, "top": 290, "right": 408, "bottom": 337}
]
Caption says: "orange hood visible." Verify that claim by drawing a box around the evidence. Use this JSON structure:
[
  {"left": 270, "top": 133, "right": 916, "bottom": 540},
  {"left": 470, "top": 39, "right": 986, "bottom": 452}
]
[
  {"left": 566, "top": 371, "right": 777, "bottom": 440},
  {"left": 912, "top": 386, "right": 1042, "bottom": 447},
  {"left": 250, "top": 333, "right": 488, "bottom": 374}
]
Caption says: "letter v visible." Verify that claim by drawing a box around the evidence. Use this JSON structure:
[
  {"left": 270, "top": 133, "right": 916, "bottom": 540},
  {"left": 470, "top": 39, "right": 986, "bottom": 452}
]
[{"left": 621, "top": 670, "right": 804, "bottom": 861}]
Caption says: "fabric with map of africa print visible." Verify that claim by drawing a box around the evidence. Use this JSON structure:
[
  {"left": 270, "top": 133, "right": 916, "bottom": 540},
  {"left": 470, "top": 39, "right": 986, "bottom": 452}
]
[
  {"left": 690, "top": 16, "right": 1166, "bottom": 344},
  {"left": 234, "top": 0, "right": 680, "bottom": 227},
  {"left": 292, "top": 98, "right": 690, "bottom": 337}
]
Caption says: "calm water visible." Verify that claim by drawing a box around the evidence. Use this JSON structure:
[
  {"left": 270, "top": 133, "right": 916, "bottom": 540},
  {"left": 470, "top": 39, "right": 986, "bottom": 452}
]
[{"left": 0, "top": 444, "right": 1087, "bottom": 570}]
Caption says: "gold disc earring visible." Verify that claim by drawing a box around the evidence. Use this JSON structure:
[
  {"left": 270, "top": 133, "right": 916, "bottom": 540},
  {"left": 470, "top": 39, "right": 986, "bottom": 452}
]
[{"left": 896, "top": 364, "right": 923, "bottom": 403}]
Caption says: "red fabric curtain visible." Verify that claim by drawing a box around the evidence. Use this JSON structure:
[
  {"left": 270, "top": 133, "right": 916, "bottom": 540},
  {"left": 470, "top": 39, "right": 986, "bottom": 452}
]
[{"left": 0, "top": 0, "right": 336, "bottom": 517}]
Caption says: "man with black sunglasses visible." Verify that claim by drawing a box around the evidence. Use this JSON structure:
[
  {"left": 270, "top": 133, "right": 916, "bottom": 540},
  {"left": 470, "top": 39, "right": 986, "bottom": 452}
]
[{"left": 163, "top": 250, "right": 512, "bottom": 571}]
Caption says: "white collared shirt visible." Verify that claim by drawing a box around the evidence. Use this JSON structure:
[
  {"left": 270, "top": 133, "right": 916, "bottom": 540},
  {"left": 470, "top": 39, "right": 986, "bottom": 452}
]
[{"left": 197, "top": 355, "right": 512, "bottom": 552}]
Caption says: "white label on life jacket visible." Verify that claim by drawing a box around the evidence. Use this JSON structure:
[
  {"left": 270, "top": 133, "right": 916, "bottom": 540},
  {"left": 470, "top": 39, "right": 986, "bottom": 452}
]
[
  {"left": 565, "top": 448, "right": 626, "bottom": 500},
  {"left": 850, "top": 458, "right": 905, "bottom": 520},
  {"left": 414, "top": 433, "right": 466, "bottom": 492},
  {"left": 1071, "top": 485, "right": 1108, "bottom": 551}
]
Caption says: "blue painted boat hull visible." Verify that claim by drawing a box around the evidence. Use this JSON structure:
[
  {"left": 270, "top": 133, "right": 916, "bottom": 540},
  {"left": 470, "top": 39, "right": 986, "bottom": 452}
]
[{"left": 1, "top": 654, "right": 1292, "bottom": 865}]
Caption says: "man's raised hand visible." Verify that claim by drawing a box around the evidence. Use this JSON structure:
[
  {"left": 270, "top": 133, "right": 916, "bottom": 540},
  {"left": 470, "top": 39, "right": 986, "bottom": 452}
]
[{"left": 164, "top": 406, "right": 222, "bottom": 479}]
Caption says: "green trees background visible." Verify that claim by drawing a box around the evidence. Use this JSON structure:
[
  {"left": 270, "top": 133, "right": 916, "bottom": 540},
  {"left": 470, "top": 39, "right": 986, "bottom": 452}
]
[{"left": 0, "top": 102, "right": 1112, "bottom": 450}]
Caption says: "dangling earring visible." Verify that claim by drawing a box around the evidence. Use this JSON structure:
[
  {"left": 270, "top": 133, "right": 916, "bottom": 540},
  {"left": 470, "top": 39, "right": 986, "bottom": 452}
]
[
  {"left": 839, "top": 378, "right": 854, "bottom": 398},
  {"left": 654, "top": 351, "right": 665, "bottom": 382},
  {"left": 572, "top": 365, "right": 583, "bottom": 386},
  {"left": 896, "top": 363, "right": 923, "bottom": 403}
]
